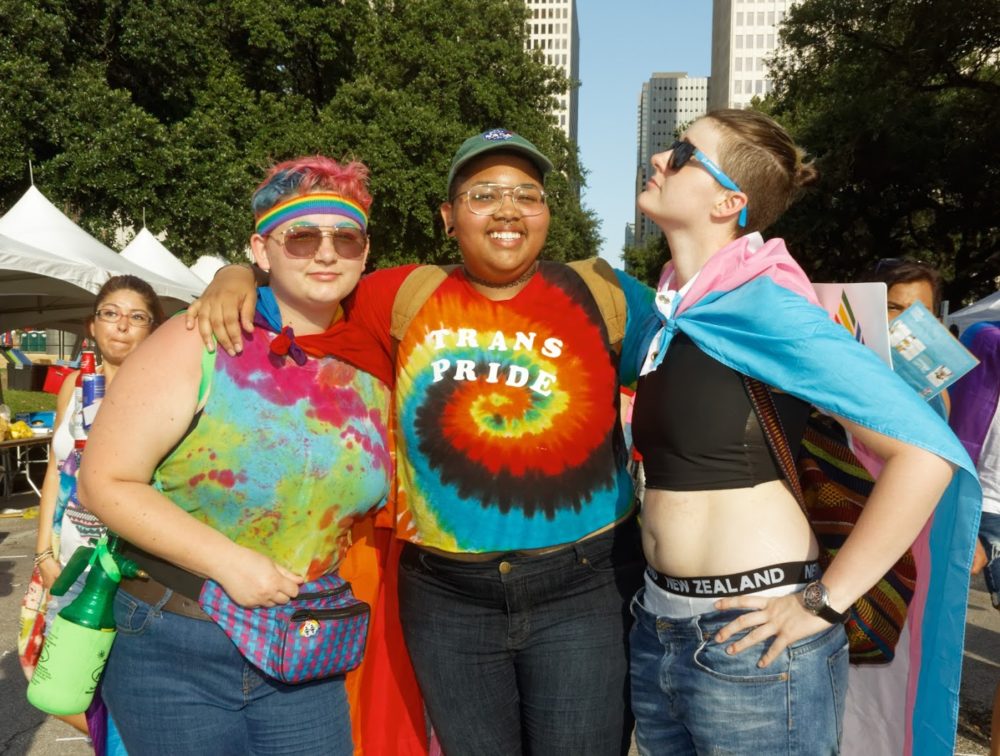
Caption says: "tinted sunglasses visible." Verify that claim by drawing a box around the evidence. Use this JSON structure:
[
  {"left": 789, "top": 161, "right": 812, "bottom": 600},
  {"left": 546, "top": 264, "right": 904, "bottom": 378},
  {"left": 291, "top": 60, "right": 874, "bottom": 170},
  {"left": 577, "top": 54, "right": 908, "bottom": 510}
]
[
  {"left": 666, "top": 140, "right": 748, "bottom": 228},
  {"left": 268, "top": 225, "right": 367, "bottom": 260}
]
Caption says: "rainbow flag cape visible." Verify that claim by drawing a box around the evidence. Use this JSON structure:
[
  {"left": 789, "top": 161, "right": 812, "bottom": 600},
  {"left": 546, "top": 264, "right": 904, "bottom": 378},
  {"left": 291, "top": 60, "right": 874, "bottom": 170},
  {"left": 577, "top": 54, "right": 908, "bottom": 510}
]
[{"left": 633, "top": 234, "right": 981, "bottom": 755}]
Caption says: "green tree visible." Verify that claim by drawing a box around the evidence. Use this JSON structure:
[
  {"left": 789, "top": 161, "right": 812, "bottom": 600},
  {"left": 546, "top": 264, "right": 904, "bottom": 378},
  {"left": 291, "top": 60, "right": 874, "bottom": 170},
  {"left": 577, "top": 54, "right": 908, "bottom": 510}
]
[
  {"left": 622, "top": 234, "right": 668, "bottom": 288},
  {"left": 0, "top": 0, "right": 599, "bottom": 267},
  {"left": 761, "top": 0, "right": 1000, "bottom": 306}
]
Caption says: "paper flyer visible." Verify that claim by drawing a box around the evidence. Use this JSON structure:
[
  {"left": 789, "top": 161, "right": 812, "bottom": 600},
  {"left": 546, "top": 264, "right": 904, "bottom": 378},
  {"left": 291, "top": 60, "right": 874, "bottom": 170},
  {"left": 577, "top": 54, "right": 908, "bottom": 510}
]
[{"left": 888, "top": 300, "right": 979, "bottom": 399}]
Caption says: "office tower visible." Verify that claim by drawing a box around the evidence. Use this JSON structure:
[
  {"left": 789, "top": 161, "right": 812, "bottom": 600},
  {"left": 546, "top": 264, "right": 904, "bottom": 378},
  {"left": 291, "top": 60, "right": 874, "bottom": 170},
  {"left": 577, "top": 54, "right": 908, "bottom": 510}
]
[
  {"left": 523, "top": 0, "right": 579, "bottom": 142},
  {"left": 709, "top": 0, "right": 799, "bottom": 110},
  {"left": 633, "top": 72, "right": 708, "bottom": 246}
]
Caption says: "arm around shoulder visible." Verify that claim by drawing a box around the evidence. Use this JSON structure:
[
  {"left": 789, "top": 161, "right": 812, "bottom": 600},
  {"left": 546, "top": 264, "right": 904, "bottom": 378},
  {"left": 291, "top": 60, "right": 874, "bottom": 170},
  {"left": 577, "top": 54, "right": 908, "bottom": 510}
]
[{"left": 185, "top": 264, "right": 261, "bottom": 355}]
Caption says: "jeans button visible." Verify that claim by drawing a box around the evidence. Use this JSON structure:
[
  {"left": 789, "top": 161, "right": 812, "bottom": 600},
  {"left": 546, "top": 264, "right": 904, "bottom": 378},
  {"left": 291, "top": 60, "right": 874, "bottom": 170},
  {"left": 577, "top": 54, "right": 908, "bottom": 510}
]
[
  {"left": 499, "top": 561, "right": 512, "bottom": 575},
  {"left": 655, "top": 619, "right": 670, "bottom": 631}
]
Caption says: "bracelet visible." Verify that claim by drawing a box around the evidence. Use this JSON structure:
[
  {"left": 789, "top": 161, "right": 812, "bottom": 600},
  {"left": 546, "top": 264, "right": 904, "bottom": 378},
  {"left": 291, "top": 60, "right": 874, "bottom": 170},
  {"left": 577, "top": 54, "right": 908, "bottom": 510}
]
[{"left": 33, "top": 549, "right": 54, "bottom": 566}]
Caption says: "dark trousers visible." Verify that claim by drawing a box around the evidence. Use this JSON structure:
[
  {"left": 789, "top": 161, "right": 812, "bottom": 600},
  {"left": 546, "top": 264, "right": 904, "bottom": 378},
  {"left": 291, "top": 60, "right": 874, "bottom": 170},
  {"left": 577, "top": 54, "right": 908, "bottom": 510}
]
[{"left": 398, "top": 517, "right": 644, "bottom": 756}]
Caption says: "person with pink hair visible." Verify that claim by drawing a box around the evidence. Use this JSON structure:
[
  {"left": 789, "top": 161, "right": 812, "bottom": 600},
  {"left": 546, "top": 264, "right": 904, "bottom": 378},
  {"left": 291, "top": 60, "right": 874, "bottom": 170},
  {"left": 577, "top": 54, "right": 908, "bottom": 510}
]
[{"left": 79, "top": 156, "right": 394, "bottom": 755}]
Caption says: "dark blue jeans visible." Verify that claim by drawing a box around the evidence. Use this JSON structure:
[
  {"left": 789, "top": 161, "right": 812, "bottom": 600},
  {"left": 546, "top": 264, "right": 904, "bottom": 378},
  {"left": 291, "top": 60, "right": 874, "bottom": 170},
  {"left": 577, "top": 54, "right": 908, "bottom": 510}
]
[
  {"left": 630, "top": 590, "right": 849, "bottom": 755},
  {"left": 102, "top": 588, "right": 353, "bottom": 756},
  {"left": 398, "top": 517, "right": 644, "bottom": 756}
]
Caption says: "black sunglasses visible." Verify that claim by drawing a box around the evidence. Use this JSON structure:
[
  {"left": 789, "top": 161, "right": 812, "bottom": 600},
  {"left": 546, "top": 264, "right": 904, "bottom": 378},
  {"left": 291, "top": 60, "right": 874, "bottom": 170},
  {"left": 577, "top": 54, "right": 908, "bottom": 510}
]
[
  {"left": 667, "top": 140, "right": 697, "bottom": 170},
  {"left": 664, "top": 140, "right": 748, "bottom": 227}
]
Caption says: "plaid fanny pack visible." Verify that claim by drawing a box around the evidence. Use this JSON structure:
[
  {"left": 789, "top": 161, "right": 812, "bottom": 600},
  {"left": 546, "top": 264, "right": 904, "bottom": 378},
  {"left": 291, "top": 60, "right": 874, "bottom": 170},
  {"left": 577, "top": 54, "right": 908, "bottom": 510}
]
[{"left": 198, "top": 573, "right": 370, "bottom": 684}]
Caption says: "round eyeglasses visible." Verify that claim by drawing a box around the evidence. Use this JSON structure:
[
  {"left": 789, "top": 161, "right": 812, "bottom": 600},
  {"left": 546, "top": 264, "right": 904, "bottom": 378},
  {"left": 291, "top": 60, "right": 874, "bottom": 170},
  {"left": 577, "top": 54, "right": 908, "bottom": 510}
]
[
  {"left": 95, "top": 307, "right": 154, "bottom": 328},
  {"left": 452, "top": 183, "right": 547, "bottom": 217},
  {"left": 268, "top": 226, "right": 367, "bottom": 260}
]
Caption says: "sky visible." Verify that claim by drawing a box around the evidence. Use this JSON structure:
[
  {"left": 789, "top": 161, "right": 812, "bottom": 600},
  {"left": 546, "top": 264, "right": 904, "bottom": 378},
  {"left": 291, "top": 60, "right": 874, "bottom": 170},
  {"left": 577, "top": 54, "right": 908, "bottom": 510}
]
[{"left": 575, "top": 1, "right": 713, "bottom": 264}]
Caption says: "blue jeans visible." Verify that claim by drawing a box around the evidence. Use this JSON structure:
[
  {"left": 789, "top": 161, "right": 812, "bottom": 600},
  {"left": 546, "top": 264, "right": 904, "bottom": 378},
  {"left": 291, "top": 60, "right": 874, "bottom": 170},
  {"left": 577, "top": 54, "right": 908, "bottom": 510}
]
[
  {"left": 102, "top": 588, "right": 353, "bottom": 756},
  {"left": 630, "top": 589, "right": 849, "bottom": 756},
  {"left": 398, "top": 518, "right": 644, "bottom": 756},
  {"left": 980, "top": 511, "right": 1000, "bottom": 608}
]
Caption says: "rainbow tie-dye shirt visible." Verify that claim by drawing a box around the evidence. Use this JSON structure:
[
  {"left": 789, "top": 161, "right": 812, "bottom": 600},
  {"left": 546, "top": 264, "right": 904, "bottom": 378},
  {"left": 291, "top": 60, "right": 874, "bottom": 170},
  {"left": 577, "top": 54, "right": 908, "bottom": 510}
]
[
  {"left": 152, "top": 325, "right": 391, "bottom": 580},
  {"left": 380, "top": 262, "right": 651, "bottom": 553}
]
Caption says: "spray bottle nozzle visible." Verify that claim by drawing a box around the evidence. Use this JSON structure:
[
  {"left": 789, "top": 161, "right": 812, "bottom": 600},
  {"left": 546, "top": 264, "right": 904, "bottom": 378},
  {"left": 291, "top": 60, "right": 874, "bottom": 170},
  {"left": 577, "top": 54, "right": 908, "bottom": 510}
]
[{"left": 49, "top": 534, "right": 145, "bottom": 596}]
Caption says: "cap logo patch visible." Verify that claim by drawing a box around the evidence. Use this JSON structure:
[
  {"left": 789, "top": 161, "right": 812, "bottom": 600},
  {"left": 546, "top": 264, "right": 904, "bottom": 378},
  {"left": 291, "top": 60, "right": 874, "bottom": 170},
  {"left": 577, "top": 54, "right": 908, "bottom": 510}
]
[{"left": 482, "top": 128, "right": 514, "bottom": 142}]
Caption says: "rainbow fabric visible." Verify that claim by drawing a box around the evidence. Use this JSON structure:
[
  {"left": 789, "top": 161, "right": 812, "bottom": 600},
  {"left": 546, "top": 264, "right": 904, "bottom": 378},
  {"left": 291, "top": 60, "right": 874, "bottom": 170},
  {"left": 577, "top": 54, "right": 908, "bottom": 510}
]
[
  {"left": 152, "top": 318, "right": 391, "bottom": 580},
  {"left": 392, "top": 262, "right": 652, "bottom": 552},
  {"left": 632, "top": 233, "right": 981, "bottom": 755},
  {"left": 255, "top": 192, "right": 368, "bottom": 236}
]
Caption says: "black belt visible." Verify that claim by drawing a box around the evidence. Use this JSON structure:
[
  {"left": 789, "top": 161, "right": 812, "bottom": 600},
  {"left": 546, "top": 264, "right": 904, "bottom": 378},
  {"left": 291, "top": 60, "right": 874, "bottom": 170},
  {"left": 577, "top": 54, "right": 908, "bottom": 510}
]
[
  {"left": 646, "top": 560, "right": 821, "bottom": 598},
  {"left": 118, "top": 540, "right": 208, "bottom": 615}
]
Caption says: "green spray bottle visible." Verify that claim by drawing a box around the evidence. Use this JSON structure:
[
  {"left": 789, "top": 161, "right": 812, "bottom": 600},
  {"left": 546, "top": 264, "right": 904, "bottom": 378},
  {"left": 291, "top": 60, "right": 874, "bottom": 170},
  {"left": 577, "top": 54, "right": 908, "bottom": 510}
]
[{"left": 27, "top": 534, "right": 146, "bottom": 715}]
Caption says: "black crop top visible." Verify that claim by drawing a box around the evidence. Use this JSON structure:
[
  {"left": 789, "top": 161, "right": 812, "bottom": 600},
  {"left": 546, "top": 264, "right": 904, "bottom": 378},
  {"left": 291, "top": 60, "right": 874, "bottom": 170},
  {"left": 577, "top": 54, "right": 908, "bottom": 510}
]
[{"left": 632, "top": 332, "right": 810, "bottom": 491}]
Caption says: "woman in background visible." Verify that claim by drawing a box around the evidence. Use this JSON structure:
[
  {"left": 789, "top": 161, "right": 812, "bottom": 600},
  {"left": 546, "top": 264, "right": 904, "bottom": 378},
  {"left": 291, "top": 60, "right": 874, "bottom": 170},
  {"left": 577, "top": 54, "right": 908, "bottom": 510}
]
[{"left": 26, "top": 274, "right": 163, "bottom": 744}]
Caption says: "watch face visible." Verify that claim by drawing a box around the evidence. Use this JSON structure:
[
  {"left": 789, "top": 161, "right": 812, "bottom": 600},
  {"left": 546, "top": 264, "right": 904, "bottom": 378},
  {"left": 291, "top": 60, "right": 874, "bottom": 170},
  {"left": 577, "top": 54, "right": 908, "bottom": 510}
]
[{"left": 802, "top": 581, "right": 825, "bottom": 611}]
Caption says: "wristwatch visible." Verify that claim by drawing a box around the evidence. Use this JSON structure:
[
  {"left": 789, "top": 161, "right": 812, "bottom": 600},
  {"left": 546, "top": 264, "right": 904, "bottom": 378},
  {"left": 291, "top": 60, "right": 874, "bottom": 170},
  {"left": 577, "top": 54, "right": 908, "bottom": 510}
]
[{"left": 802, "top": 581, "right": 850, "bottom": 624}]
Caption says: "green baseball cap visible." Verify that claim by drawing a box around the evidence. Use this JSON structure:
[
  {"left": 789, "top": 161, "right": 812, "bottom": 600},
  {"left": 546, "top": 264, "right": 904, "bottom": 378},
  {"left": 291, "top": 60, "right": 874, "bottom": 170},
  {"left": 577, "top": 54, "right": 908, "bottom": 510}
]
[{"left": 447, "top": 128, "right": 554, "bottom": 196}]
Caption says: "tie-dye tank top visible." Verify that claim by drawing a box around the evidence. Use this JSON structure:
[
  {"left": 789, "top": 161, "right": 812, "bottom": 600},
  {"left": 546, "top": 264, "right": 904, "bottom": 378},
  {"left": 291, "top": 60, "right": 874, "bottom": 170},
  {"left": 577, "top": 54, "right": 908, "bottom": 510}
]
[
  {"left": 152, "top": 325, "right": 391, "bottom": 580},
  {"left": 391, "top": 262, "right": 639, "bottom": 553}
]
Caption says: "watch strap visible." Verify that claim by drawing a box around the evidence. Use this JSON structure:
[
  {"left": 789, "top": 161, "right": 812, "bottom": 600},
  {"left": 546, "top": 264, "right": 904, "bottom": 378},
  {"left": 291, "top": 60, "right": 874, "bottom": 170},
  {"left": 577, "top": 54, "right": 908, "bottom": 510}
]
[{"left": 816, "top": 602, "right": 850, "bottom": 625}]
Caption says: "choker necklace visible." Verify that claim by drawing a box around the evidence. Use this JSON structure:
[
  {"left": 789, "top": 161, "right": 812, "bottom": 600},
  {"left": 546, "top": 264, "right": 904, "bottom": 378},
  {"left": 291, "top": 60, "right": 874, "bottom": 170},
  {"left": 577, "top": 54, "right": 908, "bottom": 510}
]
[{"left": 462, "top": 261, "right": 539, "bottom": 289}]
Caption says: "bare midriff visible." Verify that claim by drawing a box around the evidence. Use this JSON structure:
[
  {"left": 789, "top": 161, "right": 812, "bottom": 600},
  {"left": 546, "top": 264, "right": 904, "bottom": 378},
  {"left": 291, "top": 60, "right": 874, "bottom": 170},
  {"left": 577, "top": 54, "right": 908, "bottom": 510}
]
[{"left": 641, "top": 479, "right": 819, "bottom": 577}]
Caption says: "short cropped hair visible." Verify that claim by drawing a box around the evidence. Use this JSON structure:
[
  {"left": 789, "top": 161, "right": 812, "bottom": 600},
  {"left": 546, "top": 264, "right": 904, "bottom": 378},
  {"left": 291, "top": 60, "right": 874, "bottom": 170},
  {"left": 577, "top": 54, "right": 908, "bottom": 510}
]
[{"left": 705, "top": 109, "right": 818, "bottom": 234}]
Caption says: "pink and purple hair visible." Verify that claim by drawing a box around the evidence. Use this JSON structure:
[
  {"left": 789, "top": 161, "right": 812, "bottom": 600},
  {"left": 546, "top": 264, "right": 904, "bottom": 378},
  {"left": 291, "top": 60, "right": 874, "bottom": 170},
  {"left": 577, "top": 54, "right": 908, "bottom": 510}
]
[{"left": 251, "top": 156, "right": 373, "bottom": 235}]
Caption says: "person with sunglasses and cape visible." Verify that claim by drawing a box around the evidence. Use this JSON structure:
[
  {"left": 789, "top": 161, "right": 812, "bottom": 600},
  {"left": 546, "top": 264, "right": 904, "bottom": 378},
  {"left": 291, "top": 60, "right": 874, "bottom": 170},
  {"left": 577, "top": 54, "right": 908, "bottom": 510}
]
[
  {"left": 78, "top": 156, "right": 401, "bottom": 755},
  {"left": 186, "top": 129, "right": 655, "bottom": 755},
  {"left": 627, "top": 108, "right": 980, "bottom": 755}
]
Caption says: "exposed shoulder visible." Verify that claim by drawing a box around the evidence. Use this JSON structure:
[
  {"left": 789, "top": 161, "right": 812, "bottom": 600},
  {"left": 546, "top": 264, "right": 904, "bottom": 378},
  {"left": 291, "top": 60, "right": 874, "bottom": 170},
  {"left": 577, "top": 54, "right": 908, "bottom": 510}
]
[{"left": 121, "top": 316, "right": 208, "bottom": 377}]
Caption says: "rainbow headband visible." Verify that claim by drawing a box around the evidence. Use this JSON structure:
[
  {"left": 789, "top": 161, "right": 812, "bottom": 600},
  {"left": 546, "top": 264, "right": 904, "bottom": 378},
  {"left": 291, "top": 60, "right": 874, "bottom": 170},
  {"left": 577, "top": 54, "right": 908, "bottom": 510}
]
[{"left": 255, "top": 193, "right": 368, "bottom": 236}]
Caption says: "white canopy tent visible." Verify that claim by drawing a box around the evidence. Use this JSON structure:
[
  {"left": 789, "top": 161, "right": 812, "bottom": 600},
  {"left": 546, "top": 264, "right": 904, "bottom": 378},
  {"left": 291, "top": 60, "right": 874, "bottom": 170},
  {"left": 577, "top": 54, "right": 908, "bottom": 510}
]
[
  {"left": 190, "top": 255, "right": 228, "bottom": 284},
  {"left": 0, "top": 232, "right": 102, "bottom": 331},
  {"left": 947, "top": 290, "right": 1000, "bottom": 334},
  {"left": 121, "top": 227, "right": 206, "bottom": 294},
  {"left": 0, "top": 186, "right": 202, "bottom": 307}
]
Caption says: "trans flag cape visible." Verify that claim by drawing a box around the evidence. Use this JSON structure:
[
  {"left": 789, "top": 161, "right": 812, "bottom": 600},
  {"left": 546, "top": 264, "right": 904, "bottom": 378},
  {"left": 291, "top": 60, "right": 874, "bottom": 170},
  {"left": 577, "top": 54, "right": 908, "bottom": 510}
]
[{"left": 635, "top": 234, "right": 981, "bottom": 756}]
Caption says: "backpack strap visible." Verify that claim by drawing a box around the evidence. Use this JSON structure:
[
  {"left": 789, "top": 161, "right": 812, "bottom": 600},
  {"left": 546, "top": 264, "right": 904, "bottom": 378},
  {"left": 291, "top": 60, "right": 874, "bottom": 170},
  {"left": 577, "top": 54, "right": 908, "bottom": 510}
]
[
  {"left": 567, "top": 258, "right": 626, "bottom": 354},
  {"left": 741, "top": 375, "right": 807, "bottom": 511},
  {"left": 389, "top": 265, "right": 457, "bottom": 342}
]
